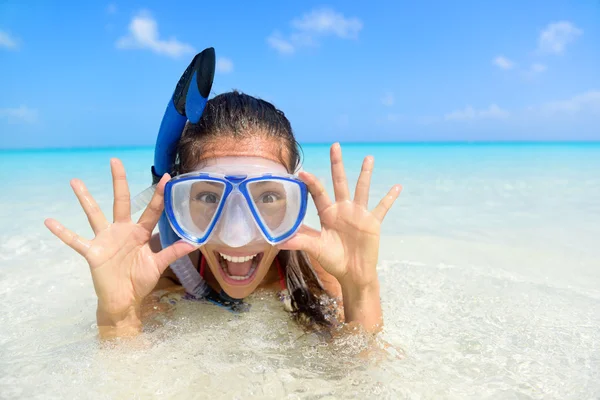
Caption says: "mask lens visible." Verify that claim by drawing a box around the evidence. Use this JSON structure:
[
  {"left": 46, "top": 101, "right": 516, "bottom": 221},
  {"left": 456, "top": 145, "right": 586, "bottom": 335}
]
[
  {"left": 170, "top": 179, "right": 226, "bottom": 240},
  {"left": 246, "top": 178, "right": 302, "bottom": 240}
]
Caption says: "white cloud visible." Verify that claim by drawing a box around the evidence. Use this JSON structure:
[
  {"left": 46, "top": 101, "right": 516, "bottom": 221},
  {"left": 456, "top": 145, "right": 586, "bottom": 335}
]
[
  {"left": 289, "top": 32, "right": 317, "bottom": 48},
  {"left": 537, "top": 90, "right": 600, "bottom": 114},
  {"left": 538, "top": 21, "right": 582, "bottom": 55},
  {"left": 0, "top": 106, "right": 38, "bottom": 123},
  {"left": 107, "top": 3, "right": 117, "bottom": 14},
  {"left": 266, "top": 32, "right": 295, "bottom": 54},
  {"left": 521, "top": 63, "right": 548, "bottom": 80},
  {"left": 116, "top": 11, "right": 195, "bottom": 58},
  {"left": 445, "top": 106, "right": 477, "bottom": 121},
  {"left": 216, "top": 57, "right": 234, "bottom": 74},
  {"left": 445, "top": 104, "right": 509, "bottom": 121},
  {"left": 0, "top": 30, "right": 19, "bottom": 50},
  {"left": 479, "top": 104, "right": 510, "bottom": 119},
  {"left": 430, "top": 91, "right": 599, "bottom": 128},
  {"left": 493, "top": 56, "right": 515, "bottom": 70},
  {"left": 531, "top": 63, "right": 547, "bottom": 73},
  {"left": 268, "top": 8, "right": 363, "bottom": 55},
  {"left": 381, "top": 92, "right": 394, "bottom": 107},
  {"left": 291, "top": 8, "right": 362, "bottom": 39}
]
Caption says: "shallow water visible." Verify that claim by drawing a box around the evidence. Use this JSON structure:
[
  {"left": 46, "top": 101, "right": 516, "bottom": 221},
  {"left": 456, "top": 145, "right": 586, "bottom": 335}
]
[{"left": 1, "top": 144, "right": 599, "bottom": 399}]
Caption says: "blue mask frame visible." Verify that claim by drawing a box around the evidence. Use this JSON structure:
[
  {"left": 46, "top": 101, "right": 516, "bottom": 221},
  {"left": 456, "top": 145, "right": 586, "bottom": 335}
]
[{"left": 164, "top": 172, "right": 309, "bottom": 246}]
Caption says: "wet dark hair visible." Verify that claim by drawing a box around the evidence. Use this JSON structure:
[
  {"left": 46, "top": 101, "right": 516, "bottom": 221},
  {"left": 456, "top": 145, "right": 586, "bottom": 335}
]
[
  {"left": 175, "top": 90, "right": 301, "bottom": 174},
  {"left": 174, "top": 91, "right": 336, "bottom": 328}
]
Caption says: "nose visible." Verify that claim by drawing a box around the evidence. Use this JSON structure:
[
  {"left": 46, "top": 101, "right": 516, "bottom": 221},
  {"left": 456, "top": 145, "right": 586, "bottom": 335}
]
[{"left": 217, "top": 193, "right": 257, "bottom": 247}]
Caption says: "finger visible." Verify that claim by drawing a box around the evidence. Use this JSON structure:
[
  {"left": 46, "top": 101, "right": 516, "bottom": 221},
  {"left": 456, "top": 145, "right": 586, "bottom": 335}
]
[
  {"left": 154, "top": 240, "right": 197, "bottom": 274},
  {"left": 330, "top": 143, "right": 350, "bottom": 202},
  {"left": 354, "top": 156, "right": 374, "bottom": 208},
  {"left": 137, "top": 173, "right": 170, "bottom": 232},
  {"left": 277, "top": 232, "right": 323, "bottom": 262},
  {"left": 70, "top": 179, "right": 109, "bottom": 234},
  {"left": 372, "top": 185, "right": 402, "bottom": 222},
  {"left": 111, "top": 158, "right": 131, "bottom": 223},
  {"left": 44, "top": 218, "right": 91, "bottom": 256},
  {"left": 298, "top": 171, "right": 332, "bottom": 214}
]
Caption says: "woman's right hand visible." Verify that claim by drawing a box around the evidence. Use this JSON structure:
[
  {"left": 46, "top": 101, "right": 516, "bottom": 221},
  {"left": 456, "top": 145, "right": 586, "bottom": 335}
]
[{"left": 44, "top": 158, "right": 196, "bottom": 335}]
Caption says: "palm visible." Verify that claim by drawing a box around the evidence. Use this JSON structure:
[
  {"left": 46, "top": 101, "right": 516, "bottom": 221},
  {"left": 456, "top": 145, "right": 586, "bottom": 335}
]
[
  {"left": 45, "top": 159, "right": 195, "bottom": 317},
  {"left": 83, "top": 223, "right": 156, "bottom": 314},
  {"left": 280, "top": 144, "right": 401, "bottom": 288}
]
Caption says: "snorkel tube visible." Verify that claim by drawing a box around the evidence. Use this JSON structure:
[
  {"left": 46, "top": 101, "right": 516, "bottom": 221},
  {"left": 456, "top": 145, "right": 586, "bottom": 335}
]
[{"left": 152, "top": 47, "right": 215, "bottom": 299}]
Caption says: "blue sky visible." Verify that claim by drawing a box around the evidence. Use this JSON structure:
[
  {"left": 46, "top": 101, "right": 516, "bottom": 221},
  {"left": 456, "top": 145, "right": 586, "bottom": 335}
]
[{"left": 1, "top": 0, "right": 599, "bottom": 148}]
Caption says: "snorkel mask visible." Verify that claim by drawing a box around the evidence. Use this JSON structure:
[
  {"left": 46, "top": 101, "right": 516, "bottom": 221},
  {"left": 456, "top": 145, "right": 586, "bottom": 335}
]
[
  {"left": 132, "top": 48, "right": 307, "bottom": 303},
  {"left": 164, "top": 157, "right": 308, "bottom": 248}
]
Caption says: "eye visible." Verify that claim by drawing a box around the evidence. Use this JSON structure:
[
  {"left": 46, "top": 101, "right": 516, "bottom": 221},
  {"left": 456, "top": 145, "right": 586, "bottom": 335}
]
[
  {"left": 258, "top": 192, "right": 281, "bottom": 204},
  {"left": 194, "top": 192, "right": 220, "bottom": 204}
]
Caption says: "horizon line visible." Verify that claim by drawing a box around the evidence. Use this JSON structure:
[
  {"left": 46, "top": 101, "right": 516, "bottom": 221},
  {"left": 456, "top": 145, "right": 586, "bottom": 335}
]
[{"left": 1, "top": 140, "right": 600, "bottom": 152}]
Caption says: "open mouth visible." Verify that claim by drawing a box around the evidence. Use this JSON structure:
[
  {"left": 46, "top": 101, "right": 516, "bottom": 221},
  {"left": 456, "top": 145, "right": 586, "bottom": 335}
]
[{"left": 214, "top": 251, "right": 264, "bottom": 285}]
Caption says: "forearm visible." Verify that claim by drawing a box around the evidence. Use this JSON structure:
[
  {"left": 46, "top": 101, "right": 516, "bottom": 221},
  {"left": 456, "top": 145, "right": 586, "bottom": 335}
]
[
  {"left": 340, "top": 280, "right": 382, "bottom": 333},
  {"left": 96, "top": 303, "right": 143, "bottom": 339}
]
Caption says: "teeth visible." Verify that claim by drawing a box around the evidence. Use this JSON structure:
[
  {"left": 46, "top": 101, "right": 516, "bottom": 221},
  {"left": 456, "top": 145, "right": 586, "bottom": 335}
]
[
  {"left": 216, "top": 253, "right": 259, "bottom": 281},
  {"left": 219, "top": 252, "right": 257, "bottom": 263}
]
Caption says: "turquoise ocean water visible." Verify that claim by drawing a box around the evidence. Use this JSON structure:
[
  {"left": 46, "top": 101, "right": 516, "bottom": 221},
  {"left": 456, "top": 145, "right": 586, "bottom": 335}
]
[{"left": 1, "top": 143, "right": 599, "bottom": 398}]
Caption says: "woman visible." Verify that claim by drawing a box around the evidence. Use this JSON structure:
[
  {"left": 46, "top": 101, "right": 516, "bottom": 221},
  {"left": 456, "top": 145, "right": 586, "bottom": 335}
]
[{"left": 44, "top": 90, "right": 401, "bottom": 339}]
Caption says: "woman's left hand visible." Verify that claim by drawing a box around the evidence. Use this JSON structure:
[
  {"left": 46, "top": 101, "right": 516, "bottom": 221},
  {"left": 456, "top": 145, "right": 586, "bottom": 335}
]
[{"left": 278, "top": 143, "right": 401, "bottom": 327}]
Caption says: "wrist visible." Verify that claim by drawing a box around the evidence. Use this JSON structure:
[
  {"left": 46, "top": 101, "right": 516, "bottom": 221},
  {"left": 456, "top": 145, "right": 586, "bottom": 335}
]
[
  {"left": 96, "top": 302, "right": 142, "bottom": 338},
  {"left": 339, "top": 279, "right": 382, "bottom": 332},
  {"left": 340, "top": 279, "right": 380, "bottom": 304},
  {"left": 338, "top": 270, "right": 380, "bottom": 295}
]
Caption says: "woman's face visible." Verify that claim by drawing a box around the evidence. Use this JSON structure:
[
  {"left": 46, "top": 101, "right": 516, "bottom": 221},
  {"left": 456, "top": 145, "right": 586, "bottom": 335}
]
[{"left": 192, "top": 136, "right": 292, "bottom": 299}]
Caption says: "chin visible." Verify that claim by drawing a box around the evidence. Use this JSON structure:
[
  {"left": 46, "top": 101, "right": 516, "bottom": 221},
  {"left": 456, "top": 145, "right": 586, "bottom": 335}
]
[{"left": 199, "top": 244, "right": 280, "bottom": 299}]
